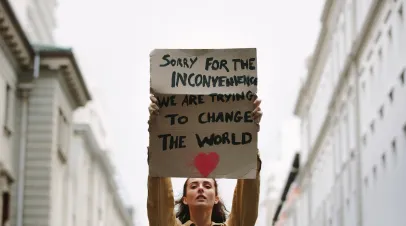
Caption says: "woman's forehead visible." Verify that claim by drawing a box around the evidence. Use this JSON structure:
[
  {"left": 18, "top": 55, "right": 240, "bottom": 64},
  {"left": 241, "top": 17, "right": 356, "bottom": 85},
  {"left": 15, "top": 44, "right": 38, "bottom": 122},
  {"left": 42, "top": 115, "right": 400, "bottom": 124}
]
[{"left": 187, "top": 178, "right": 215, "bottom": 184}]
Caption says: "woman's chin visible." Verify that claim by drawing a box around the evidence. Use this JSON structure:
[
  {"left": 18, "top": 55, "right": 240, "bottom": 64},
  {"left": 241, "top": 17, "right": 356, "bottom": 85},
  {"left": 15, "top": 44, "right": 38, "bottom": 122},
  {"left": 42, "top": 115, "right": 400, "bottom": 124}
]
[{"left": 190, "top": 202, "right": 212, "bottom": 208}]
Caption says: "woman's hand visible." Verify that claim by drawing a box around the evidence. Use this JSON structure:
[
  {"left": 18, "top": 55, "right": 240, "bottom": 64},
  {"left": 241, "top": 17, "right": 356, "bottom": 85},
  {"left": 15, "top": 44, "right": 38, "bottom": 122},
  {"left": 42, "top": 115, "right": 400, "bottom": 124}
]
[
  {"left": 147, "top": 94, "right": 160, "bottom": 165},
  {"left": 148, "top": 94, "right": 159, "bottom": 119},
  {"left": 252, "top": 98, "right": 262, "bottom": 132},
  {"left": 148, "top": 94, "right": 160, "bottom": 134}
]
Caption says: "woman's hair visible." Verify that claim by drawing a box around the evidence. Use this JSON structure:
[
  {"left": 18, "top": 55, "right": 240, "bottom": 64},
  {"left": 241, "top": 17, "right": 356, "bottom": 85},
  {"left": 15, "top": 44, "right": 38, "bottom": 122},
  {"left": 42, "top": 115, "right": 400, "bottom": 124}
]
[{"left": 175, "top": 178, "right": 229, "bottom": 224}]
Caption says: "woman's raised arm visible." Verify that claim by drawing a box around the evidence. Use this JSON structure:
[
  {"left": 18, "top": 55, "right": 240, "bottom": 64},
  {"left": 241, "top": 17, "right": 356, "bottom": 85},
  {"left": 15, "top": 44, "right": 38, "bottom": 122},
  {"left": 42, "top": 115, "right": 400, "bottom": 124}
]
[
  {"left": 226, "top": 153, "right": 261, "bottom": 226},
  {"left": 226, "top": 97, "right": 262, "bottom": 226},
  {"left": 147, "top": 175, "right": 179, "bottom": 225},
  {"left": 147, "top": 95, "right": 179, "bottom": 225}
]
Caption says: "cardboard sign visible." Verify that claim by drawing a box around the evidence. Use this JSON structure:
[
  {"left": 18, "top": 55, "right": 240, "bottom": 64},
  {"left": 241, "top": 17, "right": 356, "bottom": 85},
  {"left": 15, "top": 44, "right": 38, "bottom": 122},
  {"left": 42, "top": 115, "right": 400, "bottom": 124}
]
[{"left": 149, "top": 48, "right": 258, "bottom": 179}]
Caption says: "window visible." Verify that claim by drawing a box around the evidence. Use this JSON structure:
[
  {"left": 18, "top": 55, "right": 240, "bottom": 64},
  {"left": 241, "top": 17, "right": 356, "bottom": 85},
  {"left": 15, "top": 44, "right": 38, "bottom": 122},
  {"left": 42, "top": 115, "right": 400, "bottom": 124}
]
[
  {"left": 372, "top": 165, "right": 377, "bottom": 179},
  {"left": 364, "top": 176, "right": 369, "bottom": 188},
  {"left": 57, "top": 109, "right": 69, "bottom": 158},
  {"left": 391, "top": 139, "right": 397, "bottom": 153},
  {"left": 3, "top": 84, "right": 13, "bottom": 136},
  {"left": 388, "top": 27, "right": 393, "bottom": 40},
  {"left": 381, "top": 153, "right": 386, "bottom": 168},
  {"left": 362, "top": 134, "right": 367, "bottom": 146},
  {"left": 398, "top": 3, "right": 404, "bottom": 20},
  {"left": 384, "top": 10, "right": 392, "bottom": 24},
  {"left": 400, "top": 69, "right": 405, "bottom": 85},
  {"left": 370, "top": 121, "right": 375, "bottom": 133},
  {"left": 388, "top": 89, "right": 394, "bottom": 102},
  {"left": 379, "top": 106, "right": 384, "bottom": 119},
  {"left": 403, "top": 123, "right": 406, "bottom": 136}
]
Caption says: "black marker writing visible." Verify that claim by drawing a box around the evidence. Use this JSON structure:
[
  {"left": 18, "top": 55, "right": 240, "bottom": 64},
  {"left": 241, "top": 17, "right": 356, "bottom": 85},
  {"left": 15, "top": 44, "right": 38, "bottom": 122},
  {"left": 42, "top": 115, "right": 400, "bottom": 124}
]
[
  {"left": 181, "top": 95, "right": 205, "bottom": 106},
  {"left": 171, "top": 71, "right": 257, "bottom": 88},
  {"left": 198, "top": 111, "right": 253, "bottom": 124},
  {"left": 158, "top": 134, "right": 186, "bottom": 151},
  {"left": 209, "top": 91, "right": 256, "bottom": 103},
  {"left": 165, "top": 114, "right": 188, "bottom": 125},
  {"left": 205, "top": 57, "right": 230, "bottom": 72},
  {"left": 160, "top": 54, "right": 198, "bottom": 69},
  {"left": 156, "top": 95, "right": 177, "bottom": 108},
  {"left": 195, "top": 132, "right": 252, "bottom": 148},
  {"left": 232, "top": 58, "right": 256, "bottom": 71}
]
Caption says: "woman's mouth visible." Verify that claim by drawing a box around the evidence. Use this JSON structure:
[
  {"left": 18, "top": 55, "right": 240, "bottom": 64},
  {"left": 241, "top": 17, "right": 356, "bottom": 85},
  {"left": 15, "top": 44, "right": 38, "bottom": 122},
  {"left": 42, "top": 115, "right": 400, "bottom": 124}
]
[{"left": 196, "top": 195, "right": 206, "bottom": 200}]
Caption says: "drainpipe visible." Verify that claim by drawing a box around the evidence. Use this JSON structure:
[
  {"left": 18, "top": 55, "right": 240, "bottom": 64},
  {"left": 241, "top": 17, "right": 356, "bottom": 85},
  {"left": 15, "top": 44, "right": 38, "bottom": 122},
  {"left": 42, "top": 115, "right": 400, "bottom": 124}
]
[
  {"left": 350, "top": 1, "right": 363, "bottom": 226},
  {"left": 352, "top": 55, "right": 363, "bottom": 226},
  {"left": 16, "top": 52, "right": 40, "bottom": 226}
]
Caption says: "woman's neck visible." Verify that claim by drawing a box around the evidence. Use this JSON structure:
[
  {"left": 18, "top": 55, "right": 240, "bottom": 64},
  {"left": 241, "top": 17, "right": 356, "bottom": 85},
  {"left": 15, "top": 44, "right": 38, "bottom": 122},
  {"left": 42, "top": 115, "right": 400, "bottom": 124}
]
[{"left": 189, "top": 208, "right": 212, "bottom": 226}]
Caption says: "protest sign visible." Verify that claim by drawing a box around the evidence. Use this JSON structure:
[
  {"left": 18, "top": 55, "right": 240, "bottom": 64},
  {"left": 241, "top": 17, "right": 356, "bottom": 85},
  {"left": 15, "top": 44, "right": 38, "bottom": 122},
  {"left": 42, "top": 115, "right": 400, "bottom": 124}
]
[{"left": 149, "top": 48, "right": 258, "bottom": 179}]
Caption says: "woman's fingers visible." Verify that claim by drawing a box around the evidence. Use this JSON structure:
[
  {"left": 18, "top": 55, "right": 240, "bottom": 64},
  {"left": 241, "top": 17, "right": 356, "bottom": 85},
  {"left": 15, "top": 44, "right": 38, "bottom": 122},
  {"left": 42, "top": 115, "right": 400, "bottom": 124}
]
[
  {"left": 252, "top": 98, "right": 262, "bottom": 124},
  {"left": 149, "top": 104, "right": 159, "bottom": 115},
  {"left": 150, "top": 94, "right": 158, "bottom": 103},
  {"left": 151, "top": 103, "right": 159, "bottom": 111},
  {"left": 252, "top": 106, "right": 261, "bottom": 115},
  {"left": 254, "top": 98, "right": 261, "bottom": 108},
  {"left": 149, "top": 94, "right": 160, "bottom": 115},
  {"left": 253, "top": 111, "right": 262, "bottom": 124},
  {"left": 252, "top": 98, "right": 261, "bottom": 116}
]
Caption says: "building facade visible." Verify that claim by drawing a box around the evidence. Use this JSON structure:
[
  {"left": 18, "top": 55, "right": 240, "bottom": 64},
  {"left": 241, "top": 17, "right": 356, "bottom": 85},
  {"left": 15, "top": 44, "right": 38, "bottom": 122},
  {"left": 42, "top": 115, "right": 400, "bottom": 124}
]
[
  {"left": 260, "top": 176, "right": 279, "bottom": 225},
  {"left": 73, "top": 100, "right": 110, "bottom": 151},
  {"left": 68, "top": 124, "right": 133, "bottom": 226},
  {"left": 0, "top": 1, "right": 134, "bottom": 225},
  {"left": 280, "top": 0, "right": 406, "bottom": 226},
  {"left": 0, "top": 0, "right": 33, "bottom": 224},
  {"left": 259, "top": 119, "right": 300, "bottom": 226},
  {"left": 9, "top": 0, "right": 57, "bottom": 44}
]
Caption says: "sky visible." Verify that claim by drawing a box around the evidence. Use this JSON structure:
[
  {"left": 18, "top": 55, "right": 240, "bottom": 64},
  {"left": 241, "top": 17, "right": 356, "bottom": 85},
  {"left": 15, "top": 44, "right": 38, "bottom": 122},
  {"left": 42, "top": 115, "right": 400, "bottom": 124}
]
[{"left": 55, "top": 0, "right": 323, "bottom": 225}]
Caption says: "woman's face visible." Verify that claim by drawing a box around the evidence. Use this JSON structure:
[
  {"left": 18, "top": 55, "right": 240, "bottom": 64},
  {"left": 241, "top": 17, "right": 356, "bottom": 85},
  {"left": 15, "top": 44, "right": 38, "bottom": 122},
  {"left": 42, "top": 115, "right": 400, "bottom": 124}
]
[{"left": 183, "top": 178, "right": 219, "bottom": 209}]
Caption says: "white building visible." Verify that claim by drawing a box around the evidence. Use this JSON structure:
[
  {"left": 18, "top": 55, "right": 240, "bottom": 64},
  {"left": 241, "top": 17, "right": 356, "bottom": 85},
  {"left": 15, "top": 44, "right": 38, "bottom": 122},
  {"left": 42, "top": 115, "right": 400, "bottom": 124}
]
[
  {"left": 68, "top": 124, "right": 133, "bottom": 226},
  {"left": 73, "top": 100, "right": 110, "bottom": 151},
  {"left": 259, "top": 119, "right": 300, "bottom": 225},
  {"left": 260, "top": 176, "right": 279, "bottom": 225},
  {"left": 9, "top": 0, "right": 57, "bottom": 44},
  {"left": 280, "top": 0, "right": 406, "bottom": 226},
  {"left": 0, "top": 1, "right": 33, "bottom": 224},
  {"left": 0, "top": 1, "right": 134, "bottom": 225}
]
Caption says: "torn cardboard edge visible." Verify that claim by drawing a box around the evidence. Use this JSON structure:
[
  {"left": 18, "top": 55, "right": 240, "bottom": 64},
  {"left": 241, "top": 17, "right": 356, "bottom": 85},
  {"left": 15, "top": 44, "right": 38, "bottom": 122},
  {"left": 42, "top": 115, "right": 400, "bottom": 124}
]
[{"left": 150, "top": 48, "right": 257, "bottom": 58}]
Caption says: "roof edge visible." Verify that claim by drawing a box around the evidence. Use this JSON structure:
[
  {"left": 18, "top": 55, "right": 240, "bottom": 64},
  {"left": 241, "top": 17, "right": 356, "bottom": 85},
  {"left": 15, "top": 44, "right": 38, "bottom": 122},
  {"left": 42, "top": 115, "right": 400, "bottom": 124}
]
[
  {"left": 0, "top": 0, "right": 35, "bottom": 68},
  {"left": 35, "top": 44, "right": 92, "bottom": 107},
  {"left": 294, "top": 0, "right": 336, "bottom": 116}
]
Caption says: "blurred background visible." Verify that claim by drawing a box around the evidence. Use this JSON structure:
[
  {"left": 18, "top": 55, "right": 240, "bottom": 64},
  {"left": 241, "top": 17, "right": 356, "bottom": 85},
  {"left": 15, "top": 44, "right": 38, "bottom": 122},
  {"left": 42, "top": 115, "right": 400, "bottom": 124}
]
[{"left": 0, "top": 0, "right": 405, "bottom": 225}]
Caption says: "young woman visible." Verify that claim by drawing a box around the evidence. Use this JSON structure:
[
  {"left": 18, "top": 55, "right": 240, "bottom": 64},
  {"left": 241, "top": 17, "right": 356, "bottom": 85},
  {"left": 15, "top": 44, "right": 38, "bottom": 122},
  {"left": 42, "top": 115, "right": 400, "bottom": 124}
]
[{"left": 147, "top": 94, "right": 262, "bottom": 226}]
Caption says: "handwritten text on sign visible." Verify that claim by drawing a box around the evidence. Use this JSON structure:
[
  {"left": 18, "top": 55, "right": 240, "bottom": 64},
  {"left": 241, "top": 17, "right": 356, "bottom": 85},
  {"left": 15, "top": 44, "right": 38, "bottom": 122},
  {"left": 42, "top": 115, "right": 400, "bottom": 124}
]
[{"left": 149, "top": 48, "right": 258, "bottom": 179}]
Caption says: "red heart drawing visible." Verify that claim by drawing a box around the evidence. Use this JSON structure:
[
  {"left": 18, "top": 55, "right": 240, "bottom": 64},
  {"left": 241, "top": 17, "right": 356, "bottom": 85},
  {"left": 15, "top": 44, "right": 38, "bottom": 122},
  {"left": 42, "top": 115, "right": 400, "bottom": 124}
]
[{"left": 194, "top": 152, "right": 220, "bottom": 177}]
